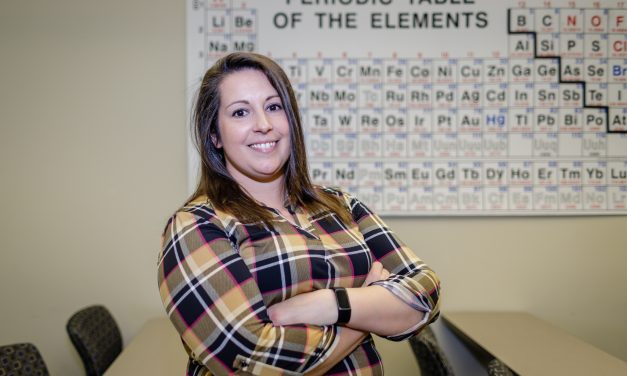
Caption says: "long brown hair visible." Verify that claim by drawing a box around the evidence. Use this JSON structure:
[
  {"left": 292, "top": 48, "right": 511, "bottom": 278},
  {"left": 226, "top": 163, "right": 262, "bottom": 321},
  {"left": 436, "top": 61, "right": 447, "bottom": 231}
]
[{"left": 191, "top": 52, "right": 351, "bottom": 224}]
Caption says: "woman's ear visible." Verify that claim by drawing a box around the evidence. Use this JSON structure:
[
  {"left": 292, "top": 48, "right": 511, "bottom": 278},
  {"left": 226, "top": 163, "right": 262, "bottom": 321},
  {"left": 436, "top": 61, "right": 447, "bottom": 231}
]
[{"left": 211, "top": 130, "right": 222, "bottom": 148}]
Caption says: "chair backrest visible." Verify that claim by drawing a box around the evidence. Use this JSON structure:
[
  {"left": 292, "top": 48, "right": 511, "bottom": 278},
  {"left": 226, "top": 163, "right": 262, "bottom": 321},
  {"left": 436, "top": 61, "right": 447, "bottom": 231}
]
[
  {"left": 408, "top": 326, "right": 455, "bottom": 376},
  {"left": 66, "top": 305, "right": 122, "bottom": 376},
  {"left": 487, "top": 358, "right": 514, "bottom": 376},
  {"left": 0, "top": 342, "right": 49, "bottom": 376}
]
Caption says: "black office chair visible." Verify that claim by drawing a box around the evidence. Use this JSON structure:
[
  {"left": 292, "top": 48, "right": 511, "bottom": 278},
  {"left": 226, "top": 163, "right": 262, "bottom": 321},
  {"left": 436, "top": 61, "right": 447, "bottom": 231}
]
[
  {"left": 66, "top": 305, "right": 122, "bottom": 376},
  {"left": 487, "top": 358, "right": 514, "bottom": 376},
  {"left": 0, "top": 342, "right": 49, "bottom": 376},
  {"left": 409, "top": 326, "right": 455, "bottom": 376}
]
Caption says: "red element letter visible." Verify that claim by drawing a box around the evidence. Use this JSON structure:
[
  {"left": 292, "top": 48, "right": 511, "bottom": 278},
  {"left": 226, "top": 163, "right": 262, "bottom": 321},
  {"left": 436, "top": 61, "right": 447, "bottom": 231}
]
[
  {"left": 591, "top": 15, "right": 601, "bottom": 27},
  {"left": 614, "top": 40, "right": 625, "bottom": 52}
]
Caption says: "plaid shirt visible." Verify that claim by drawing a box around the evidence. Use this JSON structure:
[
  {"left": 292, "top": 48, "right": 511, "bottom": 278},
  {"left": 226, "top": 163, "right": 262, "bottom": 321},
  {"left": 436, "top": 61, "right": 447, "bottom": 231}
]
[{"left": 158, "top": 188, "right": 440, "bottom": 376}]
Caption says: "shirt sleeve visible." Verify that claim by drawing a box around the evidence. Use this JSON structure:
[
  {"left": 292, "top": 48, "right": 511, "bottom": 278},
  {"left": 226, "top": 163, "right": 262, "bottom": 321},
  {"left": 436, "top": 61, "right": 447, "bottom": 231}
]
[
  {"left": 157, "top": 208, "right": 338, "bottom": 376},
  {"left": 343, "top": 193, "right": 441, "bottom": 341}
]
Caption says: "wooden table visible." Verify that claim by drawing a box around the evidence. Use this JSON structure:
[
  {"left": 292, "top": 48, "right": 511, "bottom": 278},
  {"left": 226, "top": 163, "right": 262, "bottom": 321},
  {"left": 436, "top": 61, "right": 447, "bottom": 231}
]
[
  {"left": 104, "top": 317, "right": 188, "bottom": 375},
  {"left": 104, "top": 317, "right": 421, "bottom": 375},
  {"left": 443, "top": 312, "right": 627, "bottom": 376}
]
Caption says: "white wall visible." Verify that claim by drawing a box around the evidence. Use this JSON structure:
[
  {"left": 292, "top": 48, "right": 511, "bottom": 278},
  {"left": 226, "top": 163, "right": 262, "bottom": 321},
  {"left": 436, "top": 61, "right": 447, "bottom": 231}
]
[
  {"left": 385, "top": 215, "right": 627, "bottom": 371},
  {"left": 0, "top": 1, "right": 186, "bottom": 374},
  {"left": 1, "top": 1, "right": 625, "bottom": 375}
]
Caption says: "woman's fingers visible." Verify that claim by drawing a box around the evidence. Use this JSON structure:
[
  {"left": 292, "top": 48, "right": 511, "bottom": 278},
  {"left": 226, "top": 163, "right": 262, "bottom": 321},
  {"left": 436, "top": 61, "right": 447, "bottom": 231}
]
[
  {"left": 370, "top": 261, "right": 383, "bottom": 276},
  {"left": 381, "top": 268, "right": 390, "bottom": 280},
  {"left": 363, "top": 261, "right": 390, "bottom": 286},
  {"left": 363, "top": 262, "right": 380, "bottom": 286}
]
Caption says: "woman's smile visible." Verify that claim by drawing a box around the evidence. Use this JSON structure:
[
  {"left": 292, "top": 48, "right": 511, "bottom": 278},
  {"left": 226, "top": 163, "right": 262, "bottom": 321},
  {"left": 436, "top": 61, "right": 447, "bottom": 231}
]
[{"left": 249, "top": 140, "right": 278, "bottom": 152}]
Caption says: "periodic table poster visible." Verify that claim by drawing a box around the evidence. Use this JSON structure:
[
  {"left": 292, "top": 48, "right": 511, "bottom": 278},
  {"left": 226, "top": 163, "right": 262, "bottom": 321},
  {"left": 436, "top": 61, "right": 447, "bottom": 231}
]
[{"left": 186, "top": 0, "right": 627, "bottom": 216}]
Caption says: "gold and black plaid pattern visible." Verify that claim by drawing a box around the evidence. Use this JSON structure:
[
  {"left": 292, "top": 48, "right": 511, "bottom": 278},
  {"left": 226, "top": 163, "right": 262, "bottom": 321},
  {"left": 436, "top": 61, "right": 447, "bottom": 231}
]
[{"left": 158, "top": 188, "right": 440, "bottom": 375}]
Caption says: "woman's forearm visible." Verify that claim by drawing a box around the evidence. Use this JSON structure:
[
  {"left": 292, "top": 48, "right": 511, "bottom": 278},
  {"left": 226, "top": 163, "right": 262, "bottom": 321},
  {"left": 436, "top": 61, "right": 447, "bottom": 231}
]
[
  {"left": 344, "top": 285, "right": 424, "bottom": 336},
  {"left": 268, "top": 262, "right": 423, "bottom": 337},
  {"left": 268, "top": 285, "right": 423, "bottom": 337}
]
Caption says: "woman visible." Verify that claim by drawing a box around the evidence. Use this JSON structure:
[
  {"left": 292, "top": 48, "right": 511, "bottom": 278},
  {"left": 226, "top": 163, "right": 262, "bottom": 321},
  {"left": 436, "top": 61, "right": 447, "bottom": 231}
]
[{"left": 158, "top": 52, "right": 441, "bottom": 376}]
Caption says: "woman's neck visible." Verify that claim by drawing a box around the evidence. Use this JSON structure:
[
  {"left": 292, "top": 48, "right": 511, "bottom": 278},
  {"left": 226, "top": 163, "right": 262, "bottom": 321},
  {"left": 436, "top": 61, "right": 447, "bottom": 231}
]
[
  {"left": 233, "top": 173, "right": 287, "bottom": 210},
  {"left": 230, "top": 171, "right": 298, "bottom": 225}
]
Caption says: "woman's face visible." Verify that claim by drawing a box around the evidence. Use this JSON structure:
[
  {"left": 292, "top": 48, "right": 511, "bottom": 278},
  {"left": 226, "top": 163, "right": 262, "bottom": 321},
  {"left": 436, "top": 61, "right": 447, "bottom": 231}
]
[{"left": 215, "top": 69, "right": 291, "bottom": 185}]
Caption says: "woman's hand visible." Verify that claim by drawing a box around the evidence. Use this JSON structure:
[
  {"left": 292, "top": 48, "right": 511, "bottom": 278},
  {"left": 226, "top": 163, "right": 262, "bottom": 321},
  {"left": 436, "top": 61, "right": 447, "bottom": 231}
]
[
  {"left": 362, "top": 261, "right": 390, "bottom": 287},
  {"left": 268, "top": 261, "right": 389, "bottom": 326}
]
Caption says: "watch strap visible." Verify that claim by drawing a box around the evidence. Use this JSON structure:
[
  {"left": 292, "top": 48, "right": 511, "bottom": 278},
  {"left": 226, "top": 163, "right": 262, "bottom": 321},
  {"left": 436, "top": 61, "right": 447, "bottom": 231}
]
[{"left": 333, "top": 287, "right": 351, "bottom": 325}]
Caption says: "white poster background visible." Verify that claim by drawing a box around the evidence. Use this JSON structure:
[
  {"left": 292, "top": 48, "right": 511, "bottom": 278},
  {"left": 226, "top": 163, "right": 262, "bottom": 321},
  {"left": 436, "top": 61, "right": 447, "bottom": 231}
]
[{"left": 186, "top": 0, "right": 627, "bottom": 216}]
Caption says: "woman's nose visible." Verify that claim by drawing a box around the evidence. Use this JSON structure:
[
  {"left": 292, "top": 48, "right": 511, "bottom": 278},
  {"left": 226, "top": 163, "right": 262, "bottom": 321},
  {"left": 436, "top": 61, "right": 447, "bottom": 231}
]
[{"left": 254, "top": 111, "right": 273, "bottom": 132}]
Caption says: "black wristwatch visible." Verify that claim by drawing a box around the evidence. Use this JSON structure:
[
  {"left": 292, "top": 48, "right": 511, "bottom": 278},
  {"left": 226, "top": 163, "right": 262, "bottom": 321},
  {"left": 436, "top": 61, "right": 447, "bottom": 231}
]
[{"left": 333, "top": 287, "right": 351, "bottom": 325}]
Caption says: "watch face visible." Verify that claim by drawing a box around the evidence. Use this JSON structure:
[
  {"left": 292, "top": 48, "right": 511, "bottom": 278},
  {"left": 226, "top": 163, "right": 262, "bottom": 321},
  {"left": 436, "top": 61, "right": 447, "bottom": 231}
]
[
  {"left": 335, "top": 288, "right": 351, "bottom": 309},
  {"left": 334, "top": 287, "right": 352, "bottom": 324}
]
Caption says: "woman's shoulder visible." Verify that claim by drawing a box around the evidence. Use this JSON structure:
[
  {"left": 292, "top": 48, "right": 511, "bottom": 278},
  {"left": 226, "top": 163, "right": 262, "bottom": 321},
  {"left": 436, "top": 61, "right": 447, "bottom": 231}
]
[
  {"left": 315, "top": 185, "right": 348, "bottom": 198},
  {"left": 313, "top": 186, "right": 376, "bottom": 220},
  {"left": 177, "top": 195, "right": 214, "bottom": 214},
  {"left": 187, "top": 195, "right": 248, "bottom": 226},
  {"left": 167, "top": 195, "right": 225, "bottom": 226},
  {"left": 184, "top": 194, "right": 213, "bottom": 208},
  {"left": 315, "top": 185, "right": 357, "bottom": 204}
]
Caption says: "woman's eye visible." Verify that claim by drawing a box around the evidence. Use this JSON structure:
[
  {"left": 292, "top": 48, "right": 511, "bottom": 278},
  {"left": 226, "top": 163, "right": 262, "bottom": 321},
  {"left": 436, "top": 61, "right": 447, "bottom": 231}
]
[
  {"left": 267, "top": 103, "right": 283, "bottom": 112},
  {"left": 232, "top": 109, "right": 247, "bottom": 117}
]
